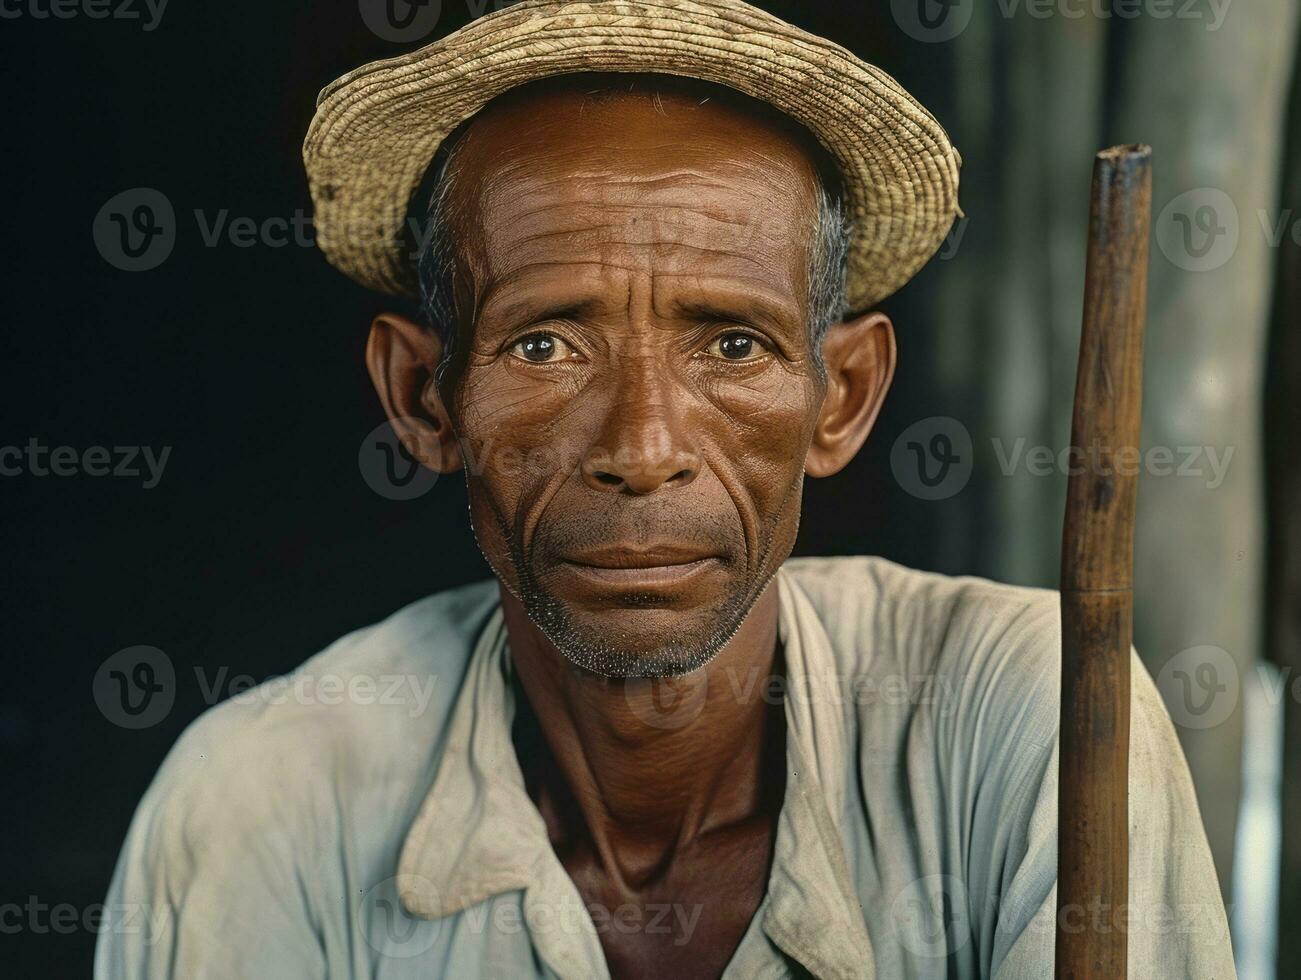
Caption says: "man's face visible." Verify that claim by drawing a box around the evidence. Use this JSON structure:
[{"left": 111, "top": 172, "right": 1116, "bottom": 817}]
[{"left": 442, "top": 85, "right": 829, "bottom": 677}]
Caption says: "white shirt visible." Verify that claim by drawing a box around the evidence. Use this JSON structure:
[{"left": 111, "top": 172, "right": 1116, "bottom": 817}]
[{"left": 96, "top": 556, "right": 1236, "bottom": 978}]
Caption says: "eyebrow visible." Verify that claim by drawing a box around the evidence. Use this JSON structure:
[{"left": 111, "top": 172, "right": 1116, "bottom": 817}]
[
  {"left": 666, "top": 286, "right": 801, "bottom": 336},
  {"left": 475, "top": 269, "right": 803, "bottom": 340},
  {"left": 476, "top": 268, "right": 610, "bottom": 334},
  {"left": 507, "top": 300, "right": 597, "bottom": 328}
]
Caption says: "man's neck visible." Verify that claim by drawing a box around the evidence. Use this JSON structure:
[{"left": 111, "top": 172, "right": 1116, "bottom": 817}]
[{"left": 501, "top": 585, "right": 784, "bottom": 890}]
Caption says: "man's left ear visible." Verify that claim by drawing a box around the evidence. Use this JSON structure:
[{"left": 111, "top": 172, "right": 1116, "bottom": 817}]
[{"left": 804, "top": 311, "right": 896, "bottom": 478}]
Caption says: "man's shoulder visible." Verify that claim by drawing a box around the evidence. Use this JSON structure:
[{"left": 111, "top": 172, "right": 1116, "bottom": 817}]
[
  {"left": 785, "top": 557, "right": 1184, "bottom": 809},
  {"left": 782, "top": 556, "right": 1064, "bottom": 769},
  {"left": 131, "top": 578, "right": 501, "bottom": 857},
  {"left": 782, "top": 554, "right": 1060, "bottom": 676}
]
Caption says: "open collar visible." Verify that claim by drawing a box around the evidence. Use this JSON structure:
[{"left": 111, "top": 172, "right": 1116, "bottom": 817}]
[{"left": 397, "top": 568, "right": 875, "bottom": 979}]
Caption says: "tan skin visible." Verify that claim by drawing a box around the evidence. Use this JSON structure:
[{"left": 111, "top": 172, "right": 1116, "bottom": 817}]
[{"left": 366, "top": 82, "right": 895, "bottom": 978}]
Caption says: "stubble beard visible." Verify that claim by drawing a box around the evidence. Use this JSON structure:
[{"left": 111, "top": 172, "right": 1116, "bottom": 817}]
[
  {"left": 472, "top": 493, "right": 780, "bottom": 678},
  {"left": 509, "top": 565, "right": 762, "bottom": 678}
]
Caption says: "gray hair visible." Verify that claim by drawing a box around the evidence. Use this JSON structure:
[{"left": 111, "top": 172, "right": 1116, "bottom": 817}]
[{"left": 415, "top": 79, "right": 851, "bottom": 382}]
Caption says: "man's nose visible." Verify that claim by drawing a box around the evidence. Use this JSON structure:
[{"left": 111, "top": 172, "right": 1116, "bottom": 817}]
[{"left": 580, "top": 365, "right": 701, "bottom": 495}]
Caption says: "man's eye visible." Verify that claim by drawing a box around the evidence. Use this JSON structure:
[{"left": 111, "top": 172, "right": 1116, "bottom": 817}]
[
  {"left": 704, "top": 331, "right": 768, "bottom": 361},
  {"left": 509, "top": 332, "right": 576, "bottom": 363}
]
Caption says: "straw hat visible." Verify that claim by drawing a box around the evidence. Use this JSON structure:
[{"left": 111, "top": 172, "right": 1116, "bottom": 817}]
[{"left": 303, "top": 0, "right": 961, "bottom": 313}]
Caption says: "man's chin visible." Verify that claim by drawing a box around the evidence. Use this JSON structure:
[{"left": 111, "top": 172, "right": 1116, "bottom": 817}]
[{"left": 521, "top": 593, "right": 753, "bottom": 679}]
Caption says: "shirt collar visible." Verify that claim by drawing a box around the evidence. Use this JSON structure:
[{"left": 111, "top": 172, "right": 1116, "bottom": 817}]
[{"left": 398, "top": 567, "right": 875, "bottom": 979}]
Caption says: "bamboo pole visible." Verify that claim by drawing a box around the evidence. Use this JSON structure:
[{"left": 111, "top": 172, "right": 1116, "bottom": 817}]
[{"left": 1055, "top": 144, "right": 1152, "bottom": 980}]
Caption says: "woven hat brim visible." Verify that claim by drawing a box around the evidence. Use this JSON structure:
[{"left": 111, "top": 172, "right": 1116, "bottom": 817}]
[{"left": 303, "top": 0, "right": 961, "bottom": 312}]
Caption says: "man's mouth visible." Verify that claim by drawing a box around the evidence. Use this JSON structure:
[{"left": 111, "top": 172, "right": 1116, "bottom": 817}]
[{"left": 556, "top": 544, "right": 725, "bottom": 590}]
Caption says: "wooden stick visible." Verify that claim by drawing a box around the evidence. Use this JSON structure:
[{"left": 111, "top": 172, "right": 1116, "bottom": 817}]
[{"left": 1055, "top": 144, "right": 1152, "bottom": 980}]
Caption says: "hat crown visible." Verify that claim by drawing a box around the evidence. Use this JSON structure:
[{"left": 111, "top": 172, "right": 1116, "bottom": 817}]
[{"left": 304, "top": 0, "right": 960, "bottom": 311}]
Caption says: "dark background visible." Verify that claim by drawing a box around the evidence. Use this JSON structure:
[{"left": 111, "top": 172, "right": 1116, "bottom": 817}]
[{"left": 0, "top": 2, "right": 978, "bottom": 972}]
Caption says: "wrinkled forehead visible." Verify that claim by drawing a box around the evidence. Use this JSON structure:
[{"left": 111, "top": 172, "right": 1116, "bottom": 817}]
[{"left": 442, "top": 79, "right": 825, "bottom": 300}]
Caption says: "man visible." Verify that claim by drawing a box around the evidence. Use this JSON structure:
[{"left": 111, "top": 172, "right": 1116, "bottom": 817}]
[{"left": 98, "top": 1, "right": 1235, "bottom": 977}]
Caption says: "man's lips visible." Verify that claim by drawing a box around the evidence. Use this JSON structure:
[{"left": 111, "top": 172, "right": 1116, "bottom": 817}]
[
  {"left": 564, "top": 544, "right": 719, "bottom": 569},
  {"left": 556, "top": 544, "right": 725, "bottom": 589}
]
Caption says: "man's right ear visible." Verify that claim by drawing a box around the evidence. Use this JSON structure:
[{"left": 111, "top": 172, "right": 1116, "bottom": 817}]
[{"left": 365, "top": 312, "right": 464, "bottom": 474}]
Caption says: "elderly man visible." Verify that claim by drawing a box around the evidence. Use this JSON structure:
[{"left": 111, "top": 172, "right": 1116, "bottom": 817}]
[{"left": 98, "top": 2, "right": 1234, "bottom": 978}]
